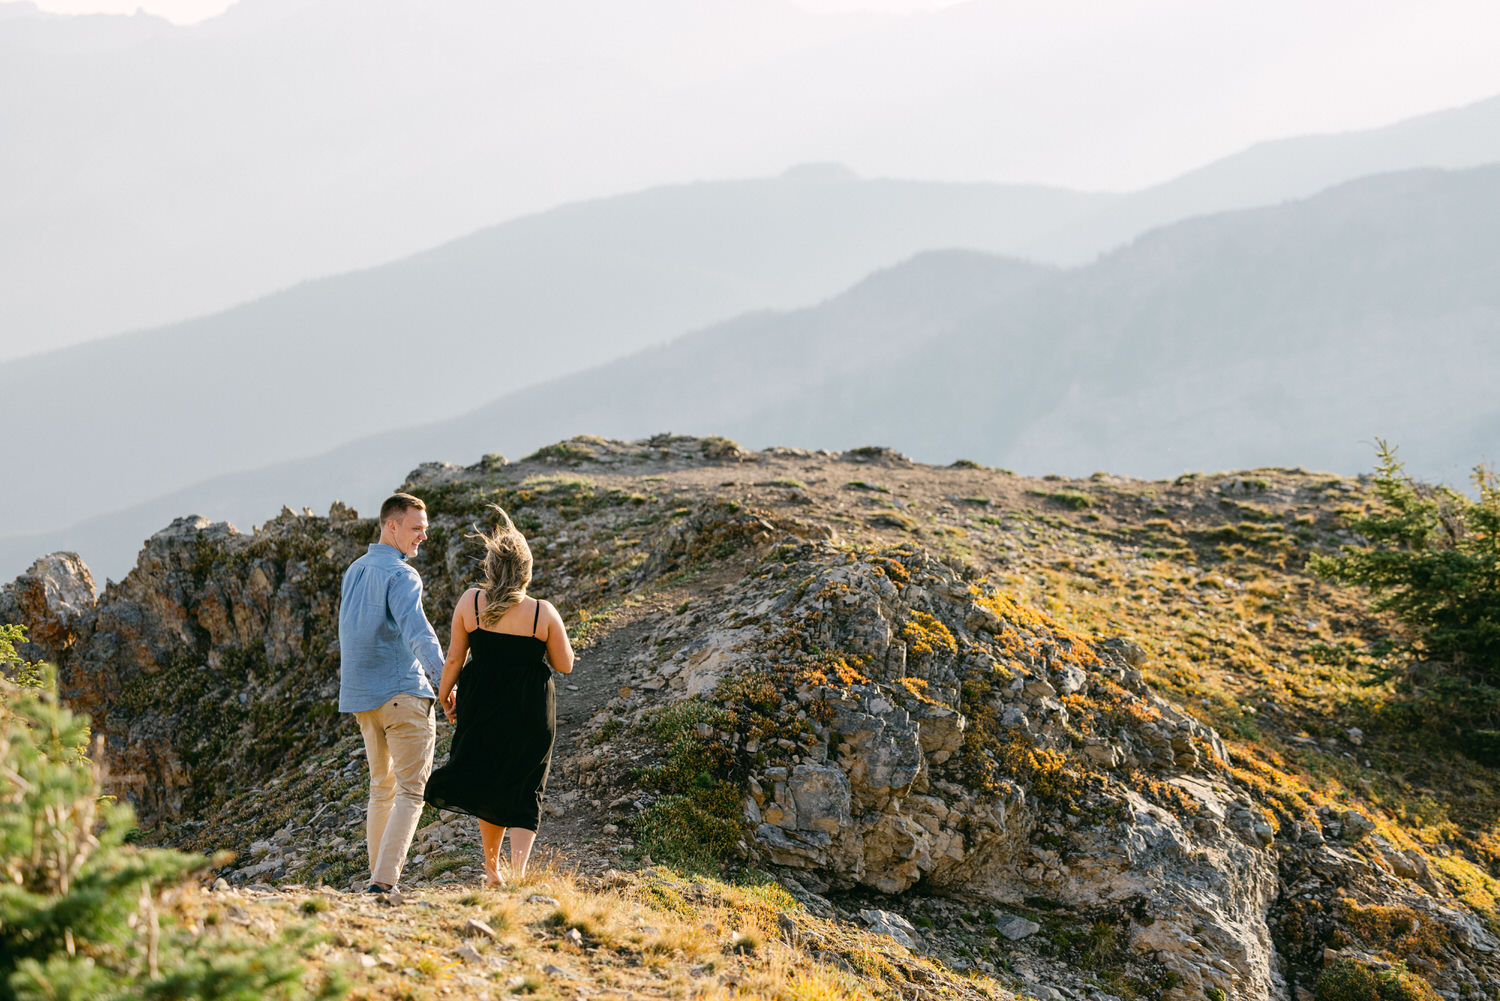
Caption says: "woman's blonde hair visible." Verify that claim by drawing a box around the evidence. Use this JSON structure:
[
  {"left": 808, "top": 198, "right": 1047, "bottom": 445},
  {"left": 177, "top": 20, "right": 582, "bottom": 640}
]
[{"left": 471, "top": 506, "right": 533, "bottom": 627}]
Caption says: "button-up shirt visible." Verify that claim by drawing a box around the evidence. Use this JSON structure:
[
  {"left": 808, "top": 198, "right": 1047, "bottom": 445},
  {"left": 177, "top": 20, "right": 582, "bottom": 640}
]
[{"left": 337, "top": 543, "right": 444, "bottom": 713}]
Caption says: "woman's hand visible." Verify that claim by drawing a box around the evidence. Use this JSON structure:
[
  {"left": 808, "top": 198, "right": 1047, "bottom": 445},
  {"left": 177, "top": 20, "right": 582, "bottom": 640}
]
[{"left": 438, "top": 594, "right": 473, "bottom": 725}]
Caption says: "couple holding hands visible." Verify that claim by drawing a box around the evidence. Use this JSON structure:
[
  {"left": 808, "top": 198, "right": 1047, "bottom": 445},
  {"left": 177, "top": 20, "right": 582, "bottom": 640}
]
[{"left": 336, "top": 493, "right": 575, "bottom": 893}]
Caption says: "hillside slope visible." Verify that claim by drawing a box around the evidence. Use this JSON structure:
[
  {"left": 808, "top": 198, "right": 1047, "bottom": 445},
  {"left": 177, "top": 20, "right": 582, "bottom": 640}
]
[
  {"left": 1027, "top": 92, "right": 1500, "bottom": 264},
  {"left": 479, "top": 166, "right": 1498, "bottom": 478},
  {"left": 0, "top": 251, "right": 1052, "bottom": 583},
  {"left": 0, "top": 172, "right": 1097, "bottom": 554},
  {"left": 26, "top": 164, "right": 1500, "bottom": 586},
  {"left": 6, "top": 435, "right": 1499, "bottom": 1001}
]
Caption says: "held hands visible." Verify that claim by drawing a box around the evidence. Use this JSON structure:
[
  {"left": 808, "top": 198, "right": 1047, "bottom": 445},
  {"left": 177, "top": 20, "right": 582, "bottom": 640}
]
[{"left": 440, "top": 687, "right": 457, "bottom": 723}]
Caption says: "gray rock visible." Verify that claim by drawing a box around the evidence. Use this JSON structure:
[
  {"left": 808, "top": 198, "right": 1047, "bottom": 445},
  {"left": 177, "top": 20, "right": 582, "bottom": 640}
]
[
  {"left": 858, "top": 908, "right": 919, "bottom": 949},
  {"left": 0, "top": 552, "right": 96, "bottom": 662},
  {"left": 829, "top": 698, "right": 921, "bottom": 811},
  {"left": 994, "top": 913, "right": 1042, "bottom": 940},
  {"left": 1024, "top": 678, "right": 1058, "bottom": 699},
  {"left": 911, "top": 701, "right": 967, "bottom": 764},
  {"left": 787, "top": 763, "right": 851, "bottom": 834},
  {"left": 1082, "top": 739, "right": 1123, "bottom": 768},
  {"left": 1340, "top": 810, "right": 1376, "bottom": 842},
  {"left": 1001, "top": 706, "right": 1031, "bottom": 729},
  {"left": 1054, "top": 663, "right": 1086, "bottom": 695},
  {"left": 1386, "top": 848, "right": 1430, "bottom": 882},
  {"left": 966, "top": 603, "right": 1005, "bottom": 634},
  {"left": 755, "top": 824, "right": 832, "bottom": 867}
]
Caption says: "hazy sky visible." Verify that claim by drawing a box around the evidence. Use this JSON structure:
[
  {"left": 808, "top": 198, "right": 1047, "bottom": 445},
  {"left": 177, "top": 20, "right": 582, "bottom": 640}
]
[
  {"left": 26, "top": 0, "right": 1500, "bottom": 183},
  {"left": 28, "top": 0, "right": 964, "bottom": 19}
]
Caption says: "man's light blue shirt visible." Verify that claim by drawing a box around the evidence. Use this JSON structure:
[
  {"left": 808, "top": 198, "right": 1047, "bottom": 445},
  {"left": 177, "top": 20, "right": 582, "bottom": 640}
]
[{"left": 338, "top": 543, "right": 444, "bottom": 713}]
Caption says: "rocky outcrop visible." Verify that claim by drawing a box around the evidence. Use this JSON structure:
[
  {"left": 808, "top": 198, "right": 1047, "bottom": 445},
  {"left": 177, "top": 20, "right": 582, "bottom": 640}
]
[
  {"left": 4, "top": 509, "right": 373, "bottom": 822},
  {"left": 599, "top": 536, "right": 1283, "bottom": 1001},
  {"left": 0, "top": 552, "right": 95, "bottom": 662},
  {"left": 6, "top": 437, "right": 1500, "bottom": 1001}
]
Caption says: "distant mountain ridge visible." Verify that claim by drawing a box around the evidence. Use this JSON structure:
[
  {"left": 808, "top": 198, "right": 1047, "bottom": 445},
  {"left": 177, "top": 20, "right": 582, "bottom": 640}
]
[
  {"left": 11, "top": 164, "right": 1500, "bottom": 583},
  {"left": 352, "top": 165, "right": 1500, "bottom": 487},
  {"left": 0, "top": 172, "right": 1103, "bottom": 543},
  {"left": 7, "top": 0, "right": 1500, "bottom": 354},
  {"left": 0, "top": 251, "right": 1052, "bottom": 582},
  {"left": 1026, "top": 93, "right": 1500, "bottom": 263}
]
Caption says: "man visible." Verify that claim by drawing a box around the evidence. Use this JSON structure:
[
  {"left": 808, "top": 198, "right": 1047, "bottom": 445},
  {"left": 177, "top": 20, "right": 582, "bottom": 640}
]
[{"left": 338, "top": 492, "right": 444, "bottom": 893}]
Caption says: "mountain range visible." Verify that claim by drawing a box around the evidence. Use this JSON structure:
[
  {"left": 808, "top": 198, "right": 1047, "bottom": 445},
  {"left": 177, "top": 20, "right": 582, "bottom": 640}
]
[
  {"left": 7, "top": 0, "right": 1500, "bottom": 354},
  {"left": 7, "top": 3, "right": 1500, "bottom": 583},
  {"left": 0, "top": 170, "right": 1105, "bottom": 541},
  {"left": 8, "top": 164, "right": 1498, "bottom": 583}
]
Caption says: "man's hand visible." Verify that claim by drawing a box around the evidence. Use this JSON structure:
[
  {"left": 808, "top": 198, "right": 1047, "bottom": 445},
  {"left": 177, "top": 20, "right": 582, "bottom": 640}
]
[{"left": 442, "top": 687, "right": 457, "bottom": 723}]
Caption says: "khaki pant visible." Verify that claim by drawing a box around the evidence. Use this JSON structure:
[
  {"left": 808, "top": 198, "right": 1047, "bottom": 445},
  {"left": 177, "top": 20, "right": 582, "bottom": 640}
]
[{"left": 354, "top": 694, "right": 436, "bottom": 887}]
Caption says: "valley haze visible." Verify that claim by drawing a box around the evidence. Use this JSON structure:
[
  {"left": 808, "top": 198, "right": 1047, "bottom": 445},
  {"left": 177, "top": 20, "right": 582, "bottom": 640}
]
[
  {"left": 6, "top": 163, "right": 1499, "bottom": 584},
  {"left": 5, "top": 4, "right": 1500, "bottom": 586},
  {"left": 7, "top": 0, "right": 1500, "bottom": 353}
]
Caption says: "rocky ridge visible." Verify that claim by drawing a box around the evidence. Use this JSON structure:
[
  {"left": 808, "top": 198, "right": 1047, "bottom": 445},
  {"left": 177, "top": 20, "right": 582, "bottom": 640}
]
[{"left": 6, "top": 434, "right": 1500, "bottom": 1001}]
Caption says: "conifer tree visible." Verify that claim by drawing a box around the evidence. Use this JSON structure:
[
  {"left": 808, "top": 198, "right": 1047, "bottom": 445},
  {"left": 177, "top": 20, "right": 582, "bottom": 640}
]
[
  {"left": 1312, "top": 441, "right": 1500, "bottom": 676},
  {"left": 1312, "top": 442, "right": 1500, "bottom": 759},
  {"left": 0, "top": 629, "right": 345, "bottom": 1001}
]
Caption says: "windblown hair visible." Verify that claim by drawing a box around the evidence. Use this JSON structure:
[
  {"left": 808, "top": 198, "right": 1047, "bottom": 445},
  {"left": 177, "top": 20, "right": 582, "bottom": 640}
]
[{"left": 472, "top": 506, "right": 533, "bottom": 627}]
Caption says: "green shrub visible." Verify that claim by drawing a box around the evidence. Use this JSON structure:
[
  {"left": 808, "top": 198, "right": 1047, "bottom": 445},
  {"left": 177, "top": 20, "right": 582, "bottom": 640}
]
[
  {"left": 0, "top": 652, "right": 344, "bottom": 1001},
  {"left": 525, "top": 441, "right": 597, "bottom": 464},
  {"left": 1028, "top": 489, "right": 1094, "bottom": 510},
  {"left": 1317, "top": 959, "right": 1382, "bottom": 1001},
  {"left": 629, "top": 701, "right": 744, "bottom": 873},
  {"left": 1316, "top": 958, "right": 1439, "bottom": 1001},
  {"left": 0, "top": 625, "right": 41, "bottom": 688},
  {"left": 632, "top": 790, "right": 743, "bottom": 873},
  {"left": 1313, "top": 441, "right": 1500, "bottom": 674},
  {"left": 1312, "top": 442, "right": 1500, "bottom": 757}
]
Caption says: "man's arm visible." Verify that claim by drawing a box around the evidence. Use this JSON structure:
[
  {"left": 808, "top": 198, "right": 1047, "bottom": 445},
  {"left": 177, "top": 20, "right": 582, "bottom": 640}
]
[{"left": 388, "top": 569, "right": 445, "bottom": 688}]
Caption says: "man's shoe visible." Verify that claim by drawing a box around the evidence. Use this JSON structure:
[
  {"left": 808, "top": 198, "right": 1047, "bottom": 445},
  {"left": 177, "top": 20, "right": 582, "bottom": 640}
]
[{"left": 366, "top": 883, "right": 391, "bottom": 894}]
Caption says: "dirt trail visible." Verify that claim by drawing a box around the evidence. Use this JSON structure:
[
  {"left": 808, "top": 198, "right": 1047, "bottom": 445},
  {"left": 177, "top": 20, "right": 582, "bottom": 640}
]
[
  {"left": 530, "top": 591, "right": 669, "bottom": 874},
  {"left": 533, "top": 560, "right": 750, "bottom": 875}
]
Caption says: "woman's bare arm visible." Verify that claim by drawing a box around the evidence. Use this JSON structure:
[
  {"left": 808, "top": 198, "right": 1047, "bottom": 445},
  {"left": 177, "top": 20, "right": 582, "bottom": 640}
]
[
  {"left": 436, "top": 589, "right": 474, "bottom": 720},
  {"left": 539, "top": 599, "right": 575, "bottom": 674}
]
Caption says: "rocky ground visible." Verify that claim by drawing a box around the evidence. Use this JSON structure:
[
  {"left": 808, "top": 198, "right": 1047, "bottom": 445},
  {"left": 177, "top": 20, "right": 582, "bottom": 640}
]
[{"left": 6, "top": 434, "right": 1500, "bottom": 1001}]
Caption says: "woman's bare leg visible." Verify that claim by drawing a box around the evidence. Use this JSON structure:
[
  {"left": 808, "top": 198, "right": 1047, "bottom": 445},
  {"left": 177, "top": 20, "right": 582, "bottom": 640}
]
[
  {"left": 508, "top": 827, "right": 537, "bottom": 877},
  {"left": 479, "top": 820, "right": 506, "bottom": 886}
]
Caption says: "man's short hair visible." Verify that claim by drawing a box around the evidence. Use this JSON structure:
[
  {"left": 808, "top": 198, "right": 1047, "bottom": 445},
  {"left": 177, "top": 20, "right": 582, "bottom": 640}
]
[{"left": 379, "top": 493, "right": 427, "bottom": 525}]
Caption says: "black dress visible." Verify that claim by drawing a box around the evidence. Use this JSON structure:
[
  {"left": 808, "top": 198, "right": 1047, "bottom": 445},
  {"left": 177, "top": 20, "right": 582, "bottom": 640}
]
[{"left": 424, "top": 595, "right": 555, "bottom": 830}]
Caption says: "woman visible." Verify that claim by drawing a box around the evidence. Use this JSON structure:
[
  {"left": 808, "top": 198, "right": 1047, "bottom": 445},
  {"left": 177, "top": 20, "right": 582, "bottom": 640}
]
[{"left": 423, "top": 507, "right": 575, "bottom": 884}]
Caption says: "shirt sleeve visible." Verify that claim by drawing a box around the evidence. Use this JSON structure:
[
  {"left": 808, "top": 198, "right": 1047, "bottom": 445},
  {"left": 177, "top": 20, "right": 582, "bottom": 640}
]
[{"left": 387, "top": 568, "right": 445, "bottom": 688}]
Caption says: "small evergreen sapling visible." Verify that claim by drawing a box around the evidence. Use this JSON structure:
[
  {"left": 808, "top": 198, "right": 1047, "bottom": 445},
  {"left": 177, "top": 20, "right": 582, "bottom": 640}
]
[
  {"left": 1312, "top": 441, "right": 1500, "bottom": 758},
  {"left": 1312, "top": 440, "right": 1500, "bottom": 672},
  {"left": 0, "top": 631, "right": 345, "bottom": 1001}
]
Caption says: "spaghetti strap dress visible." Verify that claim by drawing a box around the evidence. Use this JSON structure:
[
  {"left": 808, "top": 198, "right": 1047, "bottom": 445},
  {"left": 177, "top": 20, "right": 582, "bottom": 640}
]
[{"left": 424, "top": 595, "right": 555, "bottom": 830}]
